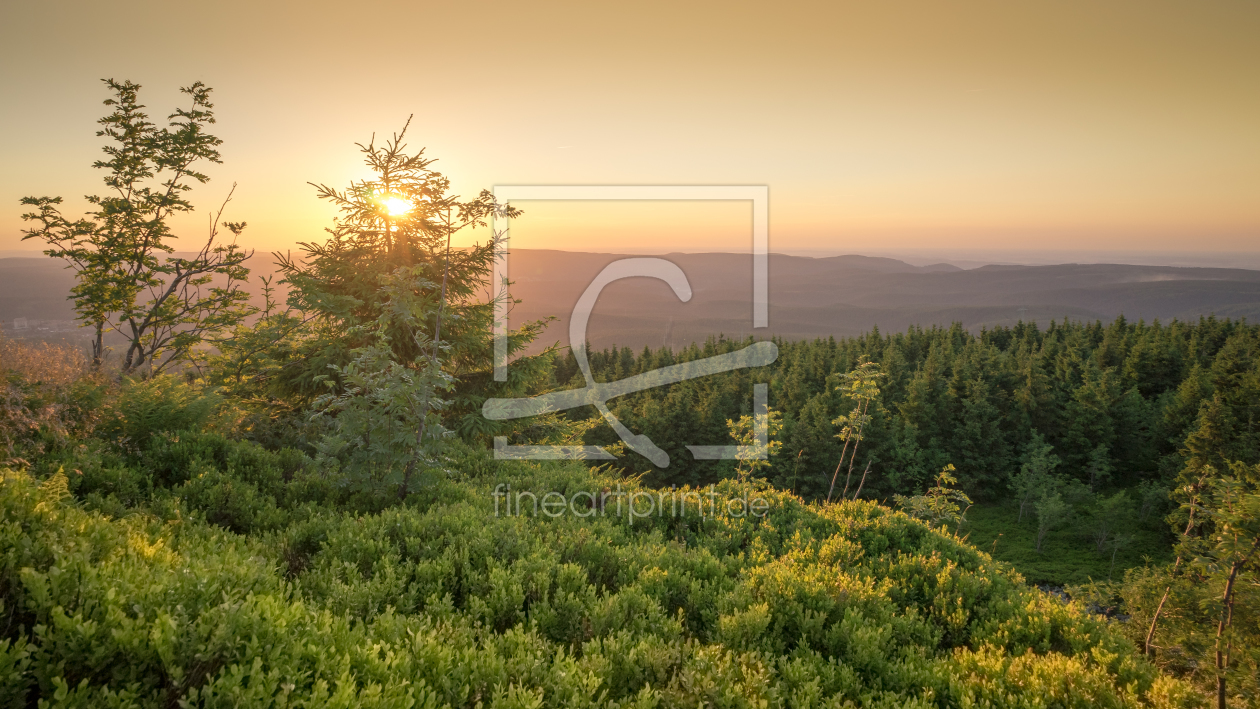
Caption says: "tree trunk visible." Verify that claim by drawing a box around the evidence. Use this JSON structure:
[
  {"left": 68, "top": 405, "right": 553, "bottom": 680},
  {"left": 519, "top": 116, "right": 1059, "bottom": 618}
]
[
  {"left": 121, "top": 324, "right": 144, "bottom": 375},
  {"left": 826, "top": 437, "right": 853, "bottom": 503},
  {"left": 1145, "top": 479, "right": 1207, "bottom": 655},
  {"left": 1214, "top": 537, "right": 1259, "bottom": 709},
  {"left": 1145, "top": 576, "right": 1175, "bottom": 656},
  {"left": 91, "top": 321, "right": 105, "bottom": 369},
  {"left": 400, "top": 213, "right": 453, "bottom": 503},
  {"left": 840, "top": 400, "right": 870, "bottom": 500},
  {"left": 433, "top": 211, "right": 452, "bottom": 347},
  {"left": 1215, "top": 561, "right": 1240, "bottom": 709},
  {"left": 851, "top": 459, "right": 872, "bottom": 500},
  {"left": 398, "top": 461, "right": 414, "bottom": 501}
]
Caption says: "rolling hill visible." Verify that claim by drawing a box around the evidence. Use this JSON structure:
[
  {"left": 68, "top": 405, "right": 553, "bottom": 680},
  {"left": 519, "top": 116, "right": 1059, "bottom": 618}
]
[
  {"left": 4, "top": 250, "right": 1260, "bottom": 350},
  {"left": 500, "top": 249, "right": 1260, "bottom": 350}
]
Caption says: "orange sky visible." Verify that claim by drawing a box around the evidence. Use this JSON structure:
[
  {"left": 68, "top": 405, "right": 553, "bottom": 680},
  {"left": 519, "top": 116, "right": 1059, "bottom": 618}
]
[{"left": 1, "top": 0, "right": 1257, "bottom": 260}]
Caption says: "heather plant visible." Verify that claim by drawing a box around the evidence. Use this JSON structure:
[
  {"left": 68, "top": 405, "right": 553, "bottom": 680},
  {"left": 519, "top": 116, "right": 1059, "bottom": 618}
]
[{"left": 94, "top": 375, "right": 223, "bottom": 452}]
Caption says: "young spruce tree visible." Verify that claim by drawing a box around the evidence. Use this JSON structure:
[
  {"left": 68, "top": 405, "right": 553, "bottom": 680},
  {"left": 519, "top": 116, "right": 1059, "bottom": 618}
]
[{"left": 280, "top": 120, "right": 552, "bottom": 497}]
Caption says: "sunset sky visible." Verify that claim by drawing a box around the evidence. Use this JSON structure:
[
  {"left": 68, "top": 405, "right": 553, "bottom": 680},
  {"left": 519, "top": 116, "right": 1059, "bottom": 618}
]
[{"left": 1, "top": 0, "right": 1257, "bottom": 263}]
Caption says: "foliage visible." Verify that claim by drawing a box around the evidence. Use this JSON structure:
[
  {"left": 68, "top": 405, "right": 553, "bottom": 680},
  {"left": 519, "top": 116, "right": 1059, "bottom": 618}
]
[
  {"left": 0, "top": 334, "right": 103, "bottom": 467},
  {"left": 1010, "top": 432, "right": 1061, "bottom": 523},
  {"left": 201, "top": 274, "right": 309, "bottom": 407},
  {"left": 20, "top": 79, "right": 253, "bottom": 373},
  {"left": 0, "top": 311, "right": 1221, "bottom": 709},
  {"left": 95, "top": 375, "right": 224, "bottom": 452},
  {"left": 0, "top": 450, "right": 1200, "bottom": 707},
  {"left": 1074, "top": 461, "right": 1260, "bottom": 706},
  {"left": 725, "top": 407, "right": 783, "bottom": 481},
  {"left": 11, "top": 84, "right": 1256, "bottom": 706},
  {"left": 270, "top": 119, "right": 553, "bottom": 439},
  {"left": 1088, "top": 490, "right": 1135, "bottom": 555},
  {"left": 1087, "top": 442, "right": 1113, "bottom": 491},
  {"left": 311, "top": 269, "right": 456, "bottom": 499},
  {"left": 1190, "top": 471, "right": 1260, "bottom": 708},
  {"left": 961, "top": 501, "right": 1172, "bottom": 586},
  {"left": 1034, "top": 491, "right": 1070, "bottom": 553},
  {"left": 826, "top": 356, "right": 883, "bottom": 502},
  {"left": 552, "top": 317, "right": 1260, "bottom": 503},
  {"left": 894, "top": 463, "right": 972, "bottom": 531}
]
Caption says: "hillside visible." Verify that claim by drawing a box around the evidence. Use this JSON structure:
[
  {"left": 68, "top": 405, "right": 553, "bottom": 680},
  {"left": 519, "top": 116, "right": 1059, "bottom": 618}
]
[{"left": 0, "top": 436, "right": 1195, "bottom": 707}]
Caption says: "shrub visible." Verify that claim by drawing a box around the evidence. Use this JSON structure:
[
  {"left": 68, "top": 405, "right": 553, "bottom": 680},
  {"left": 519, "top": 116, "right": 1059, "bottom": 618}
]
[
  {"left": 0, "top": 457, "right": 1201, "bottom": 707},
  {"left": 177, "top": 465, "right": 287, "bottom": 534},
  {"left": 0, "top": 335, "right": 102, "bottom": 467},
  {"left": 95, "top": 376, "right": 223, "bottom": 452}
]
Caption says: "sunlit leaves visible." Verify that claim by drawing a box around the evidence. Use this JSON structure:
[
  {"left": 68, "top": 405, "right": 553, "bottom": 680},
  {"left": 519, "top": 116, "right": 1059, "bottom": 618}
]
[{"left": 20, "top": 79, "right": 252, "bottom": 374}]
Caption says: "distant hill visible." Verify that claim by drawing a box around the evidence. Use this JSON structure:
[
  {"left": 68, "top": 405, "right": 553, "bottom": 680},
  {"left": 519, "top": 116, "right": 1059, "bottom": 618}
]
[
  {"left": 500, "top": 249, "right": 1260, "bottom": 351},
  {"left": 0, "top": 258, "right": 79, "bottom": 324},
  {"left": 4, "top": 250, "right": 1260, "bottom": 349},
  {"left": 0, "top": 253, "right": 283, "bottom": 340}
]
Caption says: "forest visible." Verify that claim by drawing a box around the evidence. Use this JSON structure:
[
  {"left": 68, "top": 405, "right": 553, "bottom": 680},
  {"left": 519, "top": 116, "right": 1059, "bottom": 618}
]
[
  {"left": 545, "top": 315, "right": 1260, "bottom": 585},
  {"left": 0, "top": 80, "right": 1257, "bottom": 708},
  {"left": 556, "top": 316, "right": 1260, "bottom": 500}
]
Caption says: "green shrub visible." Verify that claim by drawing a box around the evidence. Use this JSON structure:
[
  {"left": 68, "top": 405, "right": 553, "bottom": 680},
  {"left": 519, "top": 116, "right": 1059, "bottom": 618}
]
[
  {"left": 0, "top": 460, "right": 1201, "bottom": 708},
  {"left": 96, "top": 377, "right": 223, "bottom": 452},
  {"left": 177, "top": 465, "right": 287, "bottom": 534}
]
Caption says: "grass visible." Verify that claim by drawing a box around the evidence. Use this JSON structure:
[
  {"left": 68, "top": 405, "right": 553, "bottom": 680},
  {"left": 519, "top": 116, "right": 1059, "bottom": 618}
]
[{"left": 958, "top": 499, "right": 1175, "bottom": 587}]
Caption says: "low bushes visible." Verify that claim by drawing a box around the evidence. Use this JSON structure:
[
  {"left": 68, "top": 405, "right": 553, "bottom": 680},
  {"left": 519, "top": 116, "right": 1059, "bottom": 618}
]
[{"left": 0, "top": 447, "right": 1202, "bottom": 708}]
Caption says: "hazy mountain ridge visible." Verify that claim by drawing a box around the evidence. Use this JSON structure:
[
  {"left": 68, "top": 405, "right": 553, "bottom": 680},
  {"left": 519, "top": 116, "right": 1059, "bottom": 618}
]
[
  {"left": 502, "top": 250, "right": 1260, "bottom": 350},
  {"left": 0, "top": 253, "right": 282, "bottom": 329},
  {"left": 5, "top": 250, "right": 1260, "bottom": 349}
]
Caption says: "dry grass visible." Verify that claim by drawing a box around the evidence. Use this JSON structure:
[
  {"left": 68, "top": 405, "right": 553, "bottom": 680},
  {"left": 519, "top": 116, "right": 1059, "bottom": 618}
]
[
  {"left": 0, "top": 335, "right": 89, "bottom": 386},
  {"left": 0, "top": 330, "right": 100, "bottom": 467}
]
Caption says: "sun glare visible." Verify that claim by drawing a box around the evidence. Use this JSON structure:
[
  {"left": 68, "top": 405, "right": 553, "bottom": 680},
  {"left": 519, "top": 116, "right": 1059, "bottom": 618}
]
[{"left": 381, "top": 195, "right": 412, "bottom": 216}]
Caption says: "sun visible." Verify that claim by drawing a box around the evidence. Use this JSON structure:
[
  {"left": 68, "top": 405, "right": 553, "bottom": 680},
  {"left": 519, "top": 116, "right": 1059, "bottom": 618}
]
[{"left": 380, "top": 195, "right": 412, "bottom": 216}]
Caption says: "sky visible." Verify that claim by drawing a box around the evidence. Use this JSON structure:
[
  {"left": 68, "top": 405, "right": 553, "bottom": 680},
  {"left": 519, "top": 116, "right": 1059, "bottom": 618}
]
[{"left": 1, "top": 0, "right": 1257, "bottom": 264}]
